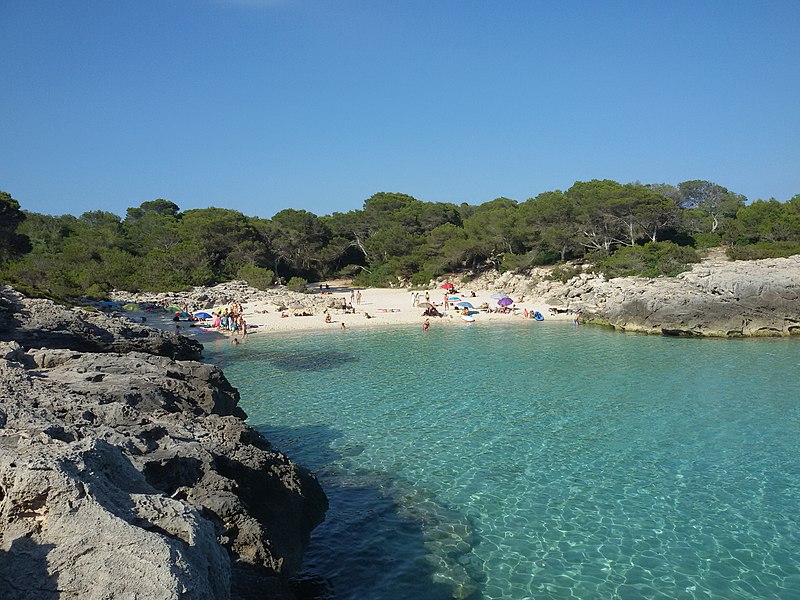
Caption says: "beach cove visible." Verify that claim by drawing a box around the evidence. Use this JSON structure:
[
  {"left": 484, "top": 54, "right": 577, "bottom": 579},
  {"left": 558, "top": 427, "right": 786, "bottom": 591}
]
[
  {"left": 209, "top": 322, "right": 800, "bottom": 599},
  {"left": 111, "top": 252, "right": 800, "bottom": 340}
]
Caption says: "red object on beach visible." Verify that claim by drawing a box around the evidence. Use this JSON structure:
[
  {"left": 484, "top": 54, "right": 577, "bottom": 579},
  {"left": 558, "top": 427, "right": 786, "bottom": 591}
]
[{"left": 441, "top": 282, "right": 454, "bottom": 289}]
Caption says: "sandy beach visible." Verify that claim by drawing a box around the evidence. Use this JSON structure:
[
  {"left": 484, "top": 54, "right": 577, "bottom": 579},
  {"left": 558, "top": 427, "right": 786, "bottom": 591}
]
[{"left": 224, "top": 282, "right": 577, "bottom": 336}]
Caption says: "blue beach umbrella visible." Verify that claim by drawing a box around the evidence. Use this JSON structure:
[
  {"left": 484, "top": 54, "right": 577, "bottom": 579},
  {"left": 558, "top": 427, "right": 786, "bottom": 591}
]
[
  {"left": 455, "top": 301, "right": 474, "bottom": 309},
  {"left": 194, "top": 311, "right": 213, "bottom": 319}
]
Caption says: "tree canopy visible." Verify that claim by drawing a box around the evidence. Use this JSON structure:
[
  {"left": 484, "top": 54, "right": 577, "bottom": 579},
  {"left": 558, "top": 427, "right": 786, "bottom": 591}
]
[{"left": 1, "top": 180, "right": 798, "bottom": 297}]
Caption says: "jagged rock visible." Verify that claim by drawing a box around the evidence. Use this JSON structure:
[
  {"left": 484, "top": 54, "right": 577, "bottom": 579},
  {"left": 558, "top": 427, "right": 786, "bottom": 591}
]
[
  {"left": 575, "top": 255, "right": 800, "bottom": 336},
  {"left": 0, "top": 344, "right": 327, "bottom": 598},
  {"left": 0, "top": 286, "right": 202, "bottom": 360},
  {"left": 465, "top": 254, "right": 800, "bottom": 337}
]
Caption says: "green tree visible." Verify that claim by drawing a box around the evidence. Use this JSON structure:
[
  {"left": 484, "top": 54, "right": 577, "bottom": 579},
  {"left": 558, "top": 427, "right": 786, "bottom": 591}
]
[
  {"left": 178, "top": 207, "right": 265, "bottom": 279},
  {"left": 519, "top": 191, "right": 581, "bottom": 261},
  {"left": 124, "top": 199, "right": 181, "bottom": 253},
  {"left": 267, "top": 209, "right": 331, "bottom": 277},
  {"left": 678, "top": 180, "right": 746, "bottom": 233},
  {"left": 0, "top": 192, "right": 32, "bottom": 266}
]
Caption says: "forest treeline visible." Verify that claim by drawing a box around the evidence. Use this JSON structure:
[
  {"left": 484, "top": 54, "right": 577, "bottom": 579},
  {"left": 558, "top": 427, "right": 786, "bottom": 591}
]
[{"left": 1, "top": 179, "right": 799, "bottom": 298}]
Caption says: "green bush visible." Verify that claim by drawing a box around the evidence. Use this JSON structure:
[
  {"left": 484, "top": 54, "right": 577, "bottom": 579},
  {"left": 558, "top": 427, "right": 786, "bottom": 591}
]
[
  {"left": 727, "top": 241, "right": 800, "bottom": 260},
  {"left": 499, "top": 252, "right": 530, "bottom": 273},
  {"left": 286, "top": 276, "right": 309, "bottom": 292},
  {"left": 410, "top": 270, "right": 433, "bottom": 286},
  {"left": 597, "top": 242, "right": 700, "bottom": 278},
  {"left": 544, "top": 264, "right": 584, "bottom": 283},
  {"left": 692, "top": 232, "right": 723, "bottom": 249},
  {"left": 237, "top": 263, "right": 275, "bottom": 290},
  {"left": 529, "top": 251, "right": 561, "bottom": 266},
  {"left": 352, "top": 264, "right": 395, "bottom": 288}
]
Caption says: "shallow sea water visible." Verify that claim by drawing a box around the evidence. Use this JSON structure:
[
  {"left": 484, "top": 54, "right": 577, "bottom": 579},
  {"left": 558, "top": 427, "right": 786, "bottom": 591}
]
[{"left": 206, "top": 323, "right": 800, "bottom": 599}]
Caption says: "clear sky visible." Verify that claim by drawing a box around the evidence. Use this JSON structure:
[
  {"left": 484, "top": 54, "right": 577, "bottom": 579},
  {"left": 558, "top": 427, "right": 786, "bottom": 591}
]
[{"left": 2, "top": 0, "right": 799, "bottom": 219}]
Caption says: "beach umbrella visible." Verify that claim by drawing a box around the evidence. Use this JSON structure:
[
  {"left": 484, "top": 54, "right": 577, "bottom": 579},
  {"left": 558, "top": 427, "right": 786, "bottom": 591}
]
[
  {"left": 455, "top": 301, "right": 474, "bottom": 309},
  {"left": 194, "top": 311, "right": 212, "bottom": 319},
  {"left": 441, "top": 282, "right": 454, "bottom": 289},
  {"left": 418, "top": 302, "right": 433, "bottom": 308},
  {"left": 497, "top": 297, "right": 514, "bottom": 307},
  {"left": 166, "top": 305, "right": 182, "bottom": 313},
  {"left": 277, "top": 306, "right": 288, "bottom": 311},
  {"left": 490, "top": 293, "right": 509, "bottom": 300},
  {"left": 289, "top": 301, "right": 304, "bottom": 309}
]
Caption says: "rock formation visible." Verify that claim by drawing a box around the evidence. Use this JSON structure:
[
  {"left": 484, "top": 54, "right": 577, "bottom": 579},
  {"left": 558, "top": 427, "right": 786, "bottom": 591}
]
[
  {"left": 0, "top": 289, "right": 327, "bottom": 599},
  {"left": 108, "top": 281, "right": 336, "bottom": 317},
  {"left": 467, "top": 253, "right": 800, "bottom": 337},
  {"left": 1, "top": 285, "right": 203, "bottom": 360}
]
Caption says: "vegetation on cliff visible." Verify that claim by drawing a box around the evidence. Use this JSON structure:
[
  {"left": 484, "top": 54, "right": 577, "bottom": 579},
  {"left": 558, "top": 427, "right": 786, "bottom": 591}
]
[{"left": 1, "top": 180, "right": 798, "bottom": 297}]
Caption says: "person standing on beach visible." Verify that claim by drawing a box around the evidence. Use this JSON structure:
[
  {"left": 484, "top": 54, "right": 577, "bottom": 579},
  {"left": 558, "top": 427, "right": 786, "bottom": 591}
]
[
  {"left": 350, "top": 289, "right": 355, "bottom": 304},
  {"left": 422, "top": 318, "right": 430, "bottom": 332},
  {"left": 356, "top": 290, "right": 362, "bottom": 305},
  {"left": 444, "top": 294, "right": 449, "bottom": 311}
]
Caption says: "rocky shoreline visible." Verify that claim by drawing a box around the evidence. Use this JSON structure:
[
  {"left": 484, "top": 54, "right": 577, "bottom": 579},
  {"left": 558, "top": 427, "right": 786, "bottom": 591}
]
[
  {"left": 0, "top": 286, "right": 327, "bottom": 599},
  {"left": 470, "top": 252, "right": 800, "bottom": 337}
]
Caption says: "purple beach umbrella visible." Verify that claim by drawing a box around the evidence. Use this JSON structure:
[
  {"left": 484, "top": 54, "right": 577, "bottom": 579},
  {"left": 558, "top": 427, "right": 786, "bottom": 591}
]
[{"left": 497, "top": 297, "right": 514, "bottom": 307}]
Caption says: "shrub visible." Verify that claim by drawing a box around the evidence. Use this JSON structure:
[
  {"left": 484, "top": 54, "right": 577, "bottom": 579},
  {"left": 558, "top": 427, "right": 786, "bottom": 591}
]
[
  {"left": 237, "top": 264, "right": 275, "bottom": 290},
  {"left": 597, "top": 242, "right": 700, "bottom": 278},
  {"left": 353, "top": 264, "right": 395, "bottom": 288},
  {"left": 499, "top": 252, "right": 529, "bottom": 273},
  {"left": 410, "top": 270, "right": 434, "bottom": 286},
  {"left": 727, "top": 241, "right": 800, "bottom": 260},
  {"left": 84, "top": 282, "right": 110, "bottom": 300},
  {"left": 286, "top": 276, "right": 309, "bottom": 292},
  {"left": 544, "top": 264, "right": 584, "bottom": 283},
  {"left": 692, "top": 232, "right": 723, "bottom": 249}
]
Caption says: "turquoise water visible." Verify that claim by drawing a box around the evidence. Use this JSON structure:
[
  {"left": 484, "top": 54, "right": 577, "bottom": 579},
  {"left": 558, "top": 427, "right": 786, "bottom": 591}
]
[{"left": 205, "top": 324, "right": 800, "bottom": 599}]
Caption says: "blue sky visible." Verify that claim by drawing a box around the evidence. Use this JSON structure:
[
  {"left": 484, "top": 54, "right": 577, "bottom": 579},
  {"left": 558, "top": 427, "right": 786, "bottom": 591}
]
[{"left": 2, "top": 0, "right": 799, "bottom": 219}]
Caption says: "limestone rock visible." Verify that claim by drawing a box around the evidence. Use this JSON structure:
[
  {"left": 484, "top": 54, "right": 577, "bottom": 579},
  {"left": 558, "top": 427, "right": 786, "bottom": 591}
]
[
  {"left": 0, "top": 346, "right": 327, "bottom": 598},
  {"left": 580, "top": 255, "right": 800, "bottom": 336},
  {"left": 466, "top": 254, "right": 800, "bottom": 337},
  {"left": 0, "top": 286, "right": 202, "bottom": 360}
]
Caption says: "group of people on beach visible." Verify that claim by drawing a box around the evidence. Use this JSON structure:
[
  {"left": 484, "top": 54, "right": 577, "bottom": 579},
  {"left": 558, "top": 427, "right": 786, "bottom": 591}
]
[{"left": 210, "top": 303, "right": 247, "bottom": 337}]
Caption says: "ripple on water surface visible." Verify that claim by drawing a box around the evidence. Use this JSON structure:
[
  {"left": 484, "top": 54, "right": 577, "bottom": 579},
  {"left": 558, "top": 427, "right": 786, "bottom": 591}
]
[{"left": 209, "top": 324, "right": 800, "bottom": 599}]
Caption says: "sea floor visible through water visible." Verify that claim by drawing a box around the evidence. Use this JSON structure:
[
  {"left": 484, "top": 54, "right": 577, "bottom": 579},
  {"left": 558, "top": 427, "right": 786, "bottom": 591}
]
[{"left": 205, "top": 323, "right": 800, "bottom": 599}]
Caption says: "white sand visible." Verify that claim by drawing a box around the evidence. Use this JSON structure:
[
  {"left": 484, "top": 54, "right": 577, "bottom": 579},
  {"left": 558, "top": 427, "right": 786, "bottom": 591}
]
[{"left": 221, "top": 284, "right": 576, "bottom": 336}]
